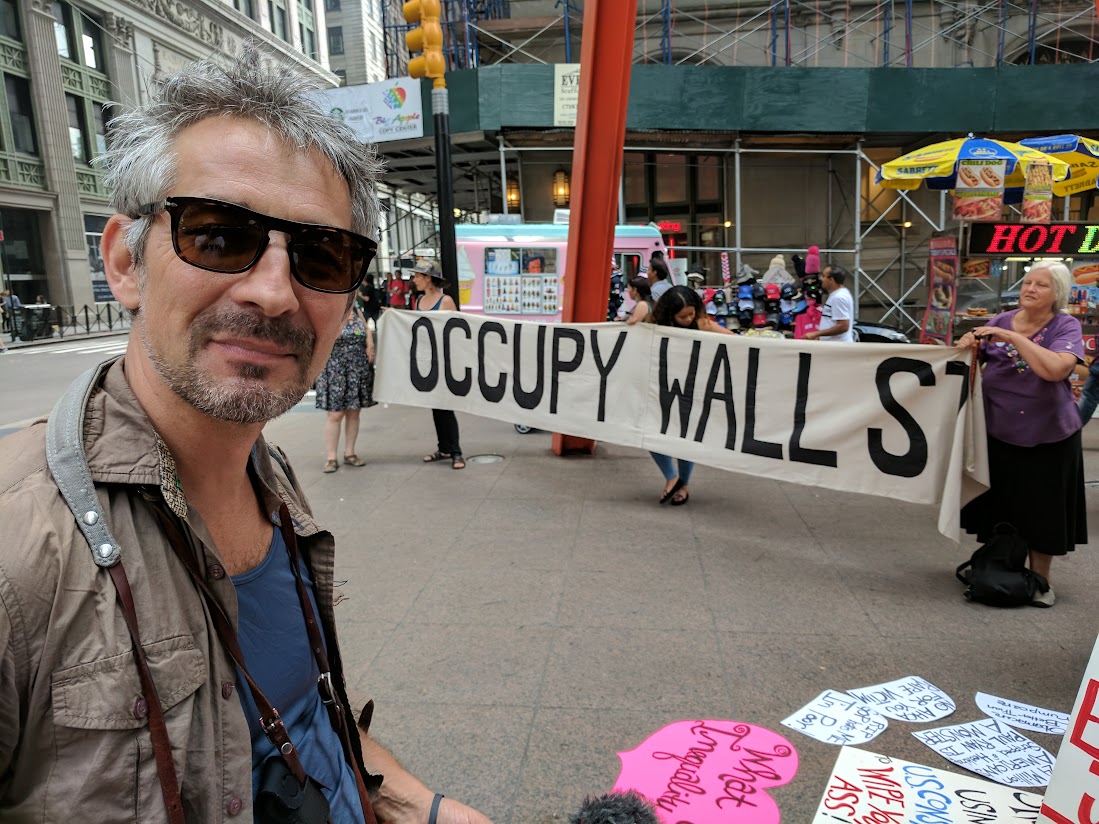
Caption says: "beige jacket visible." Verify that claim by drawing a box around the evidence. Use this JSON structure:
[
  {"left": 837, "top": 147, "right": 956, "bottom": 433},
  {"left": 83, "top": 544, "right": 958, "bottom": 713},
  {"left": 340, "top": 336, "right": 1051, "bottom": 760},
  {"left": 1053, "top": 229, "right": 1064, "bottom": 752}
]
[{"left": 0, "top": 358, "right": 371, "bottom": 822}]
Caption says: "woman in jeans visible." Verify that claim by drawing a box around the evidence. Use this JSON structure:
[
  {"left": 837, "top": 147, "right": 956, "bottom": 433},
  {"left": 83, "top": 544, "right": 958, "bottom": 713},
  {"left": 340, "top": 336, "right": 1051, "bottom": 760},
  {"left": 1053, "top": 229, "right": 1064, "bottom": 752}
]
[{"left": 647, "top": 286, "right": 732, "bottom": 505}]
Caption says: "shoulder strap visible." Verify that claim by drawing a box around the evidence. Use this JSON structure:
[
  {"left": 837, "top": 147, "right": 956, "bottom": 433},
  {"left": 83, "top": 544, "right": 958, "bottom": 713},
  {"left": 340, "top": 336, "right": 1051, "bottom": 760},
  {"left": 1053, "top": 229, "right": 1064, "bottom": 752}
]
[
  {"left": 45, "top": 362, "right": 121, "bottom": 567},
  {"left": 43, "top": 360, "right": 186, "bottom": 824}
]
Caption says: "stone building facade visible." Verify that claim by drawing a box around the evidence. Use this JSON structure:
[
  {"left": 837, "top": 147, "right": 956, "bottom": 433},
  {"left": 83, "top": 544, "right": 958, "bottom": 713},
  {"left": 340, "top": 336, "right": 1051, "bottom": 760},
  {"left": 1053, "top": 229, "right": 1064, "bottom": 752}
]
[{"left": 0, "top": 0, "right": 334, "bottom": 308}]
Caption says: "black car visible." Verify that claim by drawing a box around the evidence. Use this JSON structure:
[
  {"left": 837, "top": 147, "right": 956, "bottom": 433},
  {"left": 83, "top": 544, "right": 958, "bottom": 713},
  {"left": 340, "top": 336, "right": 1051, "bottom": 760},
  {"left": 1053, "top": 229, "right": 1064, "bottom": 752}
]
[{"left": 853, "top": 319, "right": 911, "bottom": 344}]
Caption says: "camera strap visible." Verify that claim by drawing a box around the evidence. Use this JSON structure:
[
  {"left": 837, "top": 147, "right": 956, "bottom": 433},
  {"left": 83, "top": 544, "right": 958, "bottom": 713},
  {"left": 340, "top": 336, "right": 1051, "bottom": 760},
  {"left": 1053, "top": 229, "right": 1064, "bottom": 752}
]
[{"left": 152, "top": 505, "right": 378, "bottom": 824}]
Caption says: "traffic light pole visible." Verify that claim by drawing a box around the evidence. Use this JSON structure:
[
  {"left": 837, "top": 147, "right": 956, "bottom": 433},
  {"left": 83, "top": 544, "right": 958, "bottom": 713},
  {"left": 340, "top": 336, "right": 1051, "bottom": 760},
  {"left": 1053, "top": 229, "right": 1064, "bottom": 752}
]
[{"left": 433, "top": 82, "right": 460, "bottom": 309}]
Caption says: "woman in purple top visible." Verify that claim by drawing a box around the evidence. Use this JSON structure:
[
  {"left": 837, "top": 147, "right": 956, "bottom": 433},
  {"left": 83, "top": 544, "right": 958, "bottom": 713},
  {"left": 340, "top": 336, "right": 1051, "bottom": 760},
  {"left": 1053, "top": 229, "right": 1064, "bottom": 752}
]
[{"left": 955, "top": 260, "right": 1086, "bottom": 607}]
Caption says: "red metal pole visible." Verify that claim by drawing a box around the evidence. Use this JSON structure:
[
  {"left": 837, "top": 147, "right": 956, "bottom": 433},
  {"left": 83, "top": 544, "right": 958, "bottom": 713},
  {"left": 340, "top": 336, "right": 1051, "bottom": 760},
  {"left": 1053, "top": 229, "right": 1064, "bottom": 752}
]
[{"left": 552, "top": 0, "right": 638, "bottom": 456}]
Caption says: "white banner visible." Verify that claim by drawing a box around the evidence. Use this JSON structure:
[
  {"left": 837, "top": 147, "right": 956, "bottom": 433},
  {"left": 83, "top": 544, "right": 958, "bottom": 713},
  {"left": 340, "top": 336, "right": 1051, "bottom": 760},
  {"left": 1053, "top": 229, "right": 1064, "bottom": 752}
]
[
  {"left": 553, "top": 63, "right": 581, "bottom": 127},
  {"left": 374, "top": 311, "right": 989, "bottom": 539},
  {"left": 312, "top": 77, "right": 424, "bottom": 143}
]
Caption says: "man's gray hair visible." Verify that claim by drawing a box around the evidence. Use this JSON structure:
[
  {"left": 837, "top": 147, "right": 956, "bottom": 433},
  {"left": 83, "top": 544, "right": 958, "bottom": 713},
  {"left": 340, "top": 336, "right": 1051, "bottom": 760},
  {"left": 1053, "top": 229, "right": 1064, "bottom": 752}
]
[
  {"left": 1031, "top": 259, "right": 1072, "bottom": 313},
  {"left": 101, "top": 42, "right": 382, "bottom": 266}
]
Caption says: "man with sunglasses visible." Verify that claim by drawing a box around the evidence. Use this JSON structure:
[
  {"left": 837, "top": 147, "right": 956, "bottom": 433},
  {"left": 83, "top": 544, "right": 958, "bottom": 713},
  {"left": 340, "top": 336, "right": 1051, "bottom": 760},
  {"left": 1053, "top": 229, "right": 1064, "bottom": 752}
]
[{"left": 0, "top": 47, "right": 491, "bottom": 824}]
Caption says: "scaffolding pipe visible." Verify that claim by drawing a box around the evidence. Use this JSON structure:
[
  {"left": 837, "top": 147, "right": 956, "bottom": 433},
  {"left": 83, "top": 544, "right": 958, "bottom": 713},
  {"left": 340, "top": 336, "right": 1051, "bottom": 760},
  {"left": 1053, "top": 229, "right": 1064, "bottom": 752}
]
[
  {"left": 905, "top": 0, "right": 913, "bottom": 66},
  {"left": 498, "top": 135, "right": 508, "bottom": 215},
  {"left": 855, "top": 139, "right": 863, "bottom": 310},
  {"left": 662, "top": 0, "right": 673, "bottom": 63},
  {"left": 883, "top": 0, "right": 893, "bottom": 66},
  {"left": 1028, "top": 0, "right": 1039, "bottom": 63},
  {"left": 734, "top": 140, "right": 743, "bottom": 272},
  {"left": 784, "top": 0, "right": 791, "bottom": 66},
  {"left": 770, "top": 2, "right": 778, "bottom": 67}
]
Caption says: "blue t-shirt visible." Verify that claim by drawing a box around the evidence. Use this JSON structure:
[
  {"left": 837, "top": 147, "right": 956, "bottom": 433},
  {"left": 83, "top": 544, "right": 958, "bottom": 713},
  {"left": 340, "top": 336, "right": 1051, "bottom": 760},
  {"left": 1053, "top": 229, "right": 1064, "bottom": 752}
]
[{"left": 233, "top": 526, "right": 364, "bottom": 822}]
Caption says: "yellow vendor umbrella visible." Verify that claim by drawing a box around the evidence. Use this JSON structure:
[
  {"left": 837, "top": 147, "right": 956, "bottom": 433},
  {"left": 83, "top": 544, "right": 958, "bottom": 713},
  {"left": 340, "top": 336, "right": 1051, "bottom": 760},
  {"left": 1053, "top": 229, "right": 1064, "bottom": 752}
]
[
  {"left": 876, "top": 135, "right": 1069, "bottom": 192},
  {"left": 1018, "top": 135, "right": 1099, "bottom": 197}
]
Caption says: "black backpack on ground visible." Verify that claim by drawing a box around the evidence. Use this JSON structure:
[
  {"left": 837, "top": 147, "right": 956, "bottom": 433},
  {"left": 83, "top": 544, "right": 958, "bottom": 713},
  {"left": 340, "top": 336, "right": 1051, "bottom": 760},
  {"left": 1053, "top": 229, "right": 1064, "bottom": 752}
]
[{"left": 956, "top": 522, "right": 1049, "bottom": 607}]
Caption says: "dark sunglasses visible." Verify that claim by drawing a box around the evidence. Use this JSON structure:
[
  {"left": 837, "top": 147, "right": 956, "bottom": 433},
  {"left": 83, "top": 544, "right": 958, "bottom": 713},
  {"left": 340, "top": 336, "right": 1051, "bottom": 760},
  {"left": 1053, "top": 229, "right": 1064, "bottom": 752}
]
[{"left": 136, "top": 197, "right": 377, "bottom": 294}]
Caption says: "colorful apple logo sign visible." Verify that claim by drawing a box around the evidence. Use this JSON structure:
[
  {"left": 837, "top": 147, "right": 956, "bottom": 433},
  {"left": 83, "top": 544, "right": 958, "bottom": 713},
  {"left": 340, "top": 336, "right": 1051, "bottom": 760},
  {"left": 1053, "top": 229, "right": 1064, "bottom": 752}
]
[
  {"left": 612, "top": 720, "right": 798, "bottom": 823},
  {"left": 383, "top": 86, "right": 407, "bottom": 110}
]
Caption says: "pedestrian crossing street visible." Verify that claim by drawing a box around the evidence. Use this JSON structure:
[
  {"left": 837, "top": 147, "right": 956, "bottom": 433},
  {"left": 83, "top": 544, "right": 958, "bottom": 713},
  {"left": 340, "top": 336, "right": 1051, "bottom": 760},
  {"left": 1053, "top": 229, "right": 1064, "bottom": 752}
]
[{"left": 7, "top": 339, "right": 128, "bottom": 357}]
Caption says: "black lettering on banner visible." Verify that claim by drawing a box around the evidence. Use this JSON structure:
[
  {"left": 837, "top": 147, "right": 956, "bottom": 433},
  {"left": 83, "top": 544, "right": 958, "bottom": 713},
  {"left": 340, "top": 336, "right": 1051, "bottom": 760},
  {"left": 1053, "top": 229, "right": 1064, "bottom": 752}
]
[
  {"left": 443, "top": 317, "right": 472, "bottom": 397},
  {"left": 946, "top": 360, "right": 970, "bottom": 410},
  {"left": 410, "top": 317, "right": 439, "bottom": 391},
  {"left": 868, "top": 357, "right": 933, "bottom": 478},
  {"left": 658, "top": 336, "right": 700, "bottom": 437},
  {"left": 513, "top": 324, "right": 547, "bottom": 410},
  {"left": 694, "top": 343, "right": 737, "bottom": 449},
  {"left": 790, "top": 352, "right": 838, "bottom": 467},
  {"left": 550, "top": 327, "right": 586, "bottom": 414},
  {"left": 590, "top": 329, "right": 627, "bottom": 423},
  {"left": 742, "top": 348, "right": 783, "bottom": 460},
  {"left": 477, "top": 322, "right": 508, "bottom": 402}
]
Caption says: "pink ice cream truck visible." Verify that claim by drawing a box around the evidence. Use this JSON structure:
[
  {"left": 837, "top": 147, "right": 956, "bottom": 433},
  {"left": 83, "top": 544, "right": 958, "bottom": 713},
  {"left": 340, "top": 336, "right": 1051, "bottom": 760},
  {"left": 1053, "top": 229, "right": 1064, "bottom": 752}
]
[{"left": 454, "top": 223, "right": 667, "bottom": 322}]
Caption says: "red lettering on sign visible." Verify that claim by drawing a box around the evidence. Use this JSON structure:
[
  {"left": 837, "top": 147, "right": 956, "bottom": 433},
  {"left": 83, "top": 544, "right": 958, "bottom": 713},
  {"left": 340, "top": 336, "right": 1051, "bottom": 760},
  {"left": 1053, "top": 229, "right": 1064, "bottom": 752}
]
[
  {"left": 986, "top": 224, "right": 1023, "bottom": 254},
  {"left": 1047, "top": 224, "right": 1078, "bottom": 254},
  {"left": 1018, "top": 225, "right": 1048, "bottom": 254},
  {"left": 658, "top": 221, "right": 682, "bottom": 233}
]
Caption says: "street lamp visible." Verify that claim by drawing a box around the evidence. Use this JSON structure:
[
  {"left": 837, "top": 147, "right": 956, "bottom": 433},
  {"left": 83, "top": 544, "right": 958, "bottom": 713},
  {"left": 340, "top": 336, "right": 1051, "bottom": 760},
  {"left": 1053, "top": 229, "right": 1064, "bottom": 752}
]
[{"left": 552, "top": 169, "right": 570, "bottom": 207}]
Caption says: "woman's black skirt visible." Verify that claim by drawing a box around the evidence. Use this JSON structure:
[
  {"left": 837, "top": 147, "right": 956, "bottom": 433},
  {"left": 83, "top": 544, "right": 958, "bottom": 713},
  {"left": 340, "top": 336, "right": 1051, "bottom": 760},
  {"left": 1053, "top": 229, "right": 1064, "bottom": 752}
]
[{"left": 961, "top": 430, "right": 1087, "bottom": 556}]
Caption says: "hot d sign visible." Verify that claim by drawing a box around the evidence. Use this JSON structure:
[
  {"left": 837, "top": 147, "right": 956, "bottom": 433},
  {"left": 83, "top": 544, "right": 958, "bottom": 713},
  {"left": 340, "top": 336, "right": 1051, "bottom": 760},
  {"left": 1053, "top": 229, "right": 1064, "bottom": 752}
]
[{"left": 968, "top": 222, "right": 1099, "bottom": 257}]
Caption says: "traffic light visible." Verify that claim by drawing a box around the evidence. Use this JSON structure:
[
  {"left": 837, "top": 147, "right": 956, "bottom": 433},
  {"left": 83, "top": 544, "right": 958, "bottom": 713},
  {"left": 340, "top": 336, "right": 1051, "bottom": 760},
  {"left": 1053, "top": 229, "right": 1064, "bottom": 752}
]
[{"left": 403, "top": 0, "right": 445, "bottom": 79}]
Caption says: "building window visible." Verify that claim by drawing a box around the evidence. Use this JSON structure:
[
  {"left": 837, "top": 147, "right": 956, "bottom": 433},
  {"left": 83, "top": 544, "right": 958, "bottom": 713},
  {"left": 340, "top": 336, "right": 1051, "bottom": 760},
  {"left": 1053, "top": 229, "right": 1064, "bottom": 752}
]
[
  {"left": 654, "top": 154, "right": 688, "bottom": 204},
  {"left": 66, "top": 93, "right": 88, "bottom": 163},
  {"left": 268, "top": 0, "right": 287, "bottom": 39},
  {"left": 696, "top": 155, "right": 721, "bottom": 202},
  {"left": 80, "top": 13, "right": 102, "bottom": 70},
  {"left": 623, "top": 153, "right": 646, "bottom": 207},
  {"left": 233, "top": 0, "right": 254, "bottom": 18},
  {"left": 325, "top": 0, "right": 339, "bottom": 11},
  {"left": 5, "top": 74, "right": 37, "bottom": 155},
  {"left": 92, "top": 101, "right": 109, "bottom": 155},
  {"left": 51, "top": 1, "right": 74, "bottom": 59},
  {"left": 328, "top": 25, "right": 343, "bottom": 55},
  {"left": 299, "top": 23, "right": 315, "bottom": 58},
  {"left": 0, "top": 0, "right": 21, "bottom": 41}
]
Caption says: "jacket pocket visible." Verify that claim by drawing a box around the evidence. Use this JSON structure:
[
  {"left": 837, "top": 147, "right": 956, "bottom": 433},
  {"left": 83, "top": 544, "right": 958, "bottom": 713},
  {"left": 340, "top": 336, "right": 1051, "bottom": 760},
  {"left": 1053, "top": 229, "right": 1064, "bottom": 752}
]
[
  {"left": 52, "top": 635, "right": 206, "bottom": 729},
  {"left": 50, "top": 636, "right": 207, "bottom": 823}
]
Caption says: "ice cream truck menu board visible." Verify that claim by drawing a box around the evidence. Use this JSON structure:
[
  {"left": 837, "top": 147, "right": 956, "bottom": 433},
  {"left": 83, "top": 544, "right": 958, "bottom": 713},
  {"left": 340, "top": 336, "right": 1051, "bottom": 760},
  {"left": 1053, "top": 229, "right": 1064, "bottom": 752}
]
[{"left": 484, "top": 247, "right": 560, "bottom": 315}]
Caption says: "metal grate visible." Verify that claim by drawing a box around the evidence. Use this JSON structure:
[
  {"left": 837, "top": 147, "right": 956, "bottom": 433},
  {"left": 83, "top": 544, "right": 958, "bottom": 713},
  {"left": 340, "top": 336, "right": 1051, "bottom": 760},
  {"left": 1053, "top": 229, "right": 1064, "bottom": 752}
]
[{"left": 466, "top": 453, "right": 505, "bottom": 464}]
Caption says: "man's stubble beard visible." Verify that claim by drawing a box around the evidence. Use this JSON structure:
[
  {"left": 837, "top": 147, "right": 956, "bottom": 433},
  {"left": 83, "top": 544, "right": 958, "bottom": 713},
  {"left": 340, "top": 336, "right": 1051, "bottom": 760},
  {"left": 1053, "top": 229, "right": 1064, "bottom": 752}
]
[{"left": 139, "top": 300, "right": 318, "bottom": 425}]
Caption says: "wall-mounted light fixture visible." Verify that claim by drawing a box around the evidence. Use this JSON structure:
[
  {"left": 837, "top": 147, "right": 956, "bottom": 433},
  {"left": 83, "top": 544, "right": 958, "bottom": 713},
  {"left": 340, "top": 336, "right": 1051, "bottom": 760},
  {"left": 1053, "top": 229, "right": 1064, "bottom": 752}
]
[
  {"left": 552, "top": 168, "right": 570, "bottom": 207},
  {"left": 506, "top": 176, "right": 520, "bottom": 210}
]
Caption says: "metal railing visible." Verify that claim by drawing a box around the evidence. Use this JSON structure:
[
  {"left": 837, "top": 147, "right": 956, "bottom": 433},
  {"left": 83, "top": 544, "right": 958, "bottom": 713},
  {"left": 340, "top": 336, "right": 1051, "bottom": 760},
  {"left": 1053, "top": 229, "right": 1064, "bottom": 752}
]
[{"left": 5, "top": 302, "right": 131, "bottom": 342}]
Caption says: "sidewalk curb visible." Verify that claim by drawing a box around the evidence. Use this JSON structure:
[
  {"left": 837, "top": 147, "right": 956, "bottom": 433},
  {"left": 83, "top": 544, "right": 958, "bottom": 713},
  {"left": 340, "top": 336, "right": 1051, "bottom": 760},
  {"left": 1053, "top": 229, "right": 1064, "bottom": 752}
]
[{"left": 3, "top": 329, "right": 129, "bottom": 350}]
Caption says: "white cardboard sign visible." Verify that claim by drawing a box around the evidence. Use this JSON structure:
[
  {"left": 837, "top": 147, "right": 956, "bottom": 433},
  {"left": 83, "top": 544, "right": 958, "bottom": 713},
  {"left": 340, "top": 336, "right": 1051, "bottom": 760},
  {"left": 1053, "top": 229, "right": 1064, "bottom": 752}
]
[
  {"left": 1038, "top": 633, "right": 1099, "bottom": 824},
  {"left": 813, "top": 746, "right": 1044, "bottom": 823},
  {"left": 976, "top": 692, "right": 1069, "bottom": 735},
  {"left": 848, "top": 675, "right": 957, "bottom": 723},
  {"left": 913, "top": 718, "right": 1055, "bottom": 788},
  {"left": 781, "top": 690, "right": 889, "bottom": 746}
]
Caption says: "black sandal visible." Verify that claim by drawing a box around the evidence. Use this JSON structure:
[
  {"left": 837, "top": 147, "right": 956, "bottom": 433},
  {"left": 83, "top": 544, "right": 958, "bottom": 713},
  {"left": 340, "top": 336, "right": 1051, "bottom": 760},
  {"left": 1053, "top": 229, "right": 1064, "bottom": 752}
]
[
  {"left": 451, "top": 454, "right": 466, "bottom": 470},
  {"left": 659, "top": 478, "right": 685, "bottom": 505},
  {"left": 423, "top": 451, "right": 451, "bottom": 463}
]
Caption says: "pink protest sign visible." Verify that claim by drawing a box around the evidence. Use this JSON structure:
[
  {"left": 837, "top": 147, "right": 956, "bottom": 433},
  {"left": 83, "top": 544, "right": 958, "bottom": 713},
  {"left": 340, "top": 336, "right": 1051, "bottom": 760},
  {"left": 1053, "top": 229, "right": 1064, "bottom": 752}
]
[{"left": 612, "top": 720, "right": 799, "bottom": 823}]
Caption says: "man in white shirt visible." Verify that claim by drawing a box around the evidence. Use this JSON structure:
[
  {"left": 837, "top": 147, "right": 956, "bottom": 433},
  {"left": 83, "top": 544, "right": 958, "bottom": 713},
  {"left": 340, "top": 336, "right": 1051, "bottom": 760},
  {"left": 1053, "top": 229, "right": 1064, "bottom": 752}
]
[
  {"left": 805, "top": 264, "right": 855, "bottom": 343},
  {"left": 648, "top": 258, "right": 672, "bottom": 302}
]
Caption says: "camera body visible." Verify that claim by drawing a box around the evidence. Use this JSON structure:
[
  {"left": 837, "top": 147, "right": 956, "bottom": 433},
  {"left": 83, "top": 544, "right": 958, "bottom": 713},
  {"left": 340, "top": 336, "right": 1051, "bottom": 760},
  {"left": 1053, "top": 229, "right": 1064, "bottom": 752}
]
[{"left": 255, "top": 756, "right": 331, "bottom": 824}]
